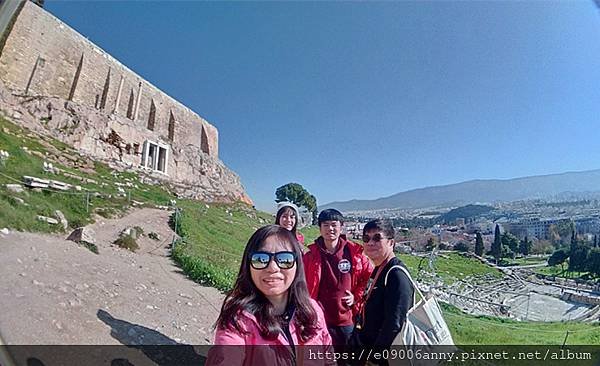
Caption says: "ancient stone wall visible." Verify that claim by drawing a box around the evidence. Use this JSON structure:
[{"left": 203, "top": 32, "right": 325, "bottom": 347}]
[
  {"left": 0, "top": 1, "right": 251, "bottom": 204},
  {"left": 0, "top": 1, "right": 218, "bottom": 158}
]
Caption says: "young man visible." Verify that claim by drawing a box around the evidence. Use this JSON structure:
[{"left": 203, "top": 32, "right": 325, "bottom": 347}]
[{"left": 303, "top": 209, "right": 373, "bottom": 349}]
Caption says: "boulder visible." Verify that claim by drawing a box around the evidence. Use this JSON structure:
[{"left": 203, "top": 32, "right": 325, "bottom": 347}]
[
  {"left": 120, "top": 227, "right": 140, "bottom": 240},
  {"left": 5, "top": 184, "right": 23, "bottom": 193},
  {"left": 37, "top": 215, "right": 59, "bottom": 225},
  {"left": 54, "top": 210, "right": 68, "bottom": 231},
  {"left": 67, "top": 227, "right": 96, "bottom": 245}
]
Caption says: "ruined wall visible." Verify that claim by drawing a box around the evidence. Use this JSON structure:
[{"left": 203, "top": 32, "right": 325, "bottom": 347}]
[
  {"left": 0, "top": 1, "right": 251, "bottom": 204},
  {"left": 0, "top": 1, "right": 218, "bottom": 158}
]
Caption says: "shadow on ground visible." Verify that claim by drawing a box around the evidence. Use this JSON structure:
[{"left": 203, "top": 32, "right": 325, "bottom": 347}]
[{"left": 97, "top": 309, "right": 206, "bottom": 365}]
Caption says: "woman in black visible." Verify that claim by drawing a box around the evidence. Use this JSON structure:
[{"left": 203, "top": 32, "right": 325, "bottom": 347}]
[{"left": 353, "top": 219, "right": 414, "bottom": 365}]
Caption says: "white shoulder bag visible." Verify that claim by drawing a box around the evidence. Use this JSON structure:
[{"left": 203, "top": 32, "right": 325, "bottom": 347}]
[{"left": 385, "top": 265, "right": 454, "bottom": 347}]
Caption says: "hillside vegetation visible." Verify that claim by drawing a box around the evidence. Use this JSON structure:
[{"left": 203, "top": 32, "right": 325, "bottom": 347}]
[{"left": 0, "top": 116, "right": 174, "bottom": 233}]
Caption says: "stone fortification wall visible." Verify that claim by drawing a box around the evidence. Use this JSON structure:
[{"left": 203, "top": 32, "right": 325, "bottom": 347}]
[
  {"left": 0, "top": 1, "right": 251, "bottom": 204},
  {"left": 0, "top": 1, "right": 217, "bottom": 158}
]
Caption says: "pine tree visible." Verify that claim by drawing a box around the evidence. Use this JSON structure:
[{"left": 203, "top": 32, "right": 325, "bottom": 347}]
[
  {"left": 475, "top": 231, "right": 484, "bottom": 256},
  {"left": 519, "top": 236, "right": 531, "bottom": 256},
  {"left": 492, "top": 224, "right": 502, "bottom": 263}
]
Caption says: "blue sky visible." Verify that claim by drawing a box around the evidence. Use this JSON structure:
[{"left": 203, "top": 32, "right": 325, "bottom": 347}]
[{"left": 45, "top": 1, "right": 600, "bottom": 212}]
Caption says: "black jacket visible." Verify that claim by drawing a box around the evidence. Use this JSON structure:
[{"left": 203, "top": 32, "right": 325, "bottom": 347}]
[{"left": 357, "top": 257, "right": 414, "bottom": 348}]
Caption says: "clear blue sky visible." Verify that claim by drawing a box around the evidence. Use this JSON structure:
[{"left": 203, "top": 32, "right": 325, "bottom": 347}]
[{"left": 45, "top": 1, "right": 600, "bottom": 212}]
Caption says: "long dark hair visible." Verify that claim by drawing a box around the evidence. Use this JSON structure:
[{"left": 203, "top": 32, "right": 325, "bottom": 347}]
[
  {"left": 275, "top": 206, "right": 298, "bottom": 235},
  {"left": 215, "top": 225, "right": 318, "bottom": 342}
]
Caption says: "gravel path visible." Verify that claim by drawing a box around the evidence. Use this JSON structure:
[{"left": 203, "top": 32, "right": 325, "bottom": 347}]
[{"left": 0, "top": 208, "right": 225, "bottom": 346}]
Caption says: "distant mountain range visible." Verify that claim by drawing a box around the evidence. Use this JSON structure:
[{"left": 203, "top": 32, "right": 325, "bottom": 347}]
[{"left": 319, "top": 169, "right": 600, "bottom": 212}]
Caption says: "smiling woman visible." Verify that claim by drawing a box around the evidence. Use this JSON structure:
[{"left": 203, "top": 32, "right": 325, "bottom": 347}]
[{"left": 207, "top": 225, "right": 333, "bottom": 365}]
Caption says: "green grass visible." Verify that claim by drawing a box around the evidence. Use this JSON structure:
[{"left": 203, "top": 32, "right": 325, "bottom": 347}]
[
  {"left": 442, "top": 302, "right": 600, "bottom": 345},
  {"left": 398, "top": 252, "right": 503, "bottom": 284},
  {"left": 504, "top": 256, "right": 548, "bottom": 266},
  {"left": 534, "top": 265, "right": 591, "bottom": 280},
  {"left": 114, "top": 234, "right": 139, "bottom": 252},
  {"left": 0, "top": 116, "right": 174, "bottom": 233},
  {"left": 171, "top": 200, "right": 273, "bottom": 291},
  {"left": 298, "top": 225, "right": 321, "bottom": 245}
]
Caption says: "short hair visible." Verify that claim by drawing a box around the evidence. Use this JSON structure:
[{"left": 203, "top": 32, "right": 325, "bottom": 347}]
[
  {"left": 318, "top": 209, "right": 344, "bottom": 226},
  {"left": 363, "top": 219, "right": 395, "bottom": 239}
]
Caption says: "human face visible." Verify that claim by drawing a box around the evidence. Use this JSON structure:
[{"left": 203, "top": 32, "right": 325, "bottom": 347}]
[
  {"left": 250, "top": 235, "right": 297, "bottom": 303},
  {"left": 278, "top": 209, "right": 296, "bottom": 231},
  {"left": 319, "top": 220, "right": 342, "bottom": 243},
  {"left": 363, "top": 229, "right": 395, "bottom": 266}
]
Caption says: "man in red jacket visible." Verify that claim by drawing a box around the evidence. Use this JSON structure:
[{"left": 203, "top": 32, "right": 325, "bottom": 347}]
[{"left": 303, "top": 209, "right": 373, "bottom": 350}]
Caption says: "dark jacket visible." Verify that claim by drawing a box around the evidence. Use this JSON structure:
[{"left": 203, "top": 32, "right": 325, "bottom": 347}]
[{"left": 357, "top": 257, "right": 414, "bottom": 349}]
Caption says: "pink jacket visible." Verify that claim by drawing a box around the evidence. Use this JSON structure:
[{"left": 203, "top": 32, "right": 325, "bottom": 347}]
[{"left": 207, "top": 299, "right": 334, "bottom": 366}]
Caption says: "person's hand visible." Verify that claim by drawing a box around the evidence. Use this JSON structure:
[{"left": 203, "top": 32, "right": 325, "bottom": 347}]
[{"left": 342, "top": 290, "right": 354, "bottom": 307}]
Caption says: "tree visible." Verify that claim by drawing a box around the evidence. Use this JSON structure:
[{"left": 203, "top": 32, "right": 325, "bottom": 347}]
[
  {"left": 425, "top": 237, "right": 436, "bottom": 252},
  {"left": 569, "top": 243, "right": 590, "bottom": 273},
  {"left": 475, "top": 232, "right": 484, "bottom": 256},
  {"left": 586, "top": 247, "right": 600, "bottom": 278},
  {"left": 501, "top": 232, "right": 519, "bottom": 254},
  {"left": 491, "top": 224, "right": 502, "bottom": 263},
  {"left": 519, "top": 236, "right": 532, "bottom": 256},
  {"left": 548, "top": 249, "right": 569, "bottom": 274},
  {"left": 570, "top": 228, "right": 578, "bottom": 252},
  {"left": 454, "top": 242, "right": 470, "bottom": 252},
  {"left": 275, "top": 183, "right": 317, "bottom": 223}
]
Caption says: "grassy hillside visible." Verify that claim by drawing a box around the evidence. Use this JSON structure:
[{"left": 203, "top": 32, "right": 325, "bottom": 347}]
[
  {"left": 443, "top": 302, "right": 600, "bottom": 345},
  {"left": 0, "top": 116, "right": 174, "bottom": 233},
  {"left": 398, "top": 252, "right": 503, "bottom": 284},
  {"left": 171, "top": 200, "right": 321, "bottom": 291}
]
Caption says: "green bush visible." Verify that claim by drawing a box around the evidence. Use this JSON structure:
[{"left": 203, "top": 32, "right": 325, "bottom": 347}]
[{"left": 114, "top": 234, "right": 139, "bottom": 252}]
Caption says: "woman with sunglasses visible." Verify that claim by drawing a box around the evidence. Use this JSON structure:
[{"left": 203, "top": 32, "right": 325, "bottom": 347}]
[
  {"left": 275, "top": 202, "right": 305, "bottom": 247},
  {"left": 208, "top": 225, "right": 333, "bottom": 365},
  {"left": 350, "top": 219, "right": 414, "bottom": 365}
]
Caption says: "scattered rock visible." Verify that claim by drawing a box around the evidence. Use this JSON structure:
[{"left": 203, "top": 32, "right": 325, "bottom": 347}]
[
  {"left": 37, "top": 215, "right": 59, "bottom": 225},
  {"left": 12, "top": 197, "right": 25, "bottom": 205},
  {"left": 5, "top": 184, "right": 23, "bottom": 193},
  {"left": 0, "top": 228, "right": 9, "bottom": 235},
  {"left": 54, "top": 210, "right": 68, "bottom": 231},
  {"left": 67, "top": 227, "right": 96, "bottom": 245}
]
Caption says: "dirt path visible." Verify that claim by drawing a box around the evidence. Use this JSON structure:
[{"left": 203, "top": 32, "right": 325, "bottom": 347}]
[{"left": 0, "top": 208, "right": 225, "bottom": 346}]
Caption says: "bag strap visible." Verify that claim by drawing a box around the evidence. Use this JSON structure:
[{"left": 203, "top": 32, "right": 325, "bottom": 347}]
[{"left": 384, "top": 264, "right": 424, "bottom": 309}]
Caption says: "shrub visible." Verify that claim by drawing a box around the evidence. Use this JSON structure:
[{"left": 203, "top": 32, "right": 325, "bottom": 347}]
[{"left": 114, "top": 234, "right": 139, "bottom": 252}]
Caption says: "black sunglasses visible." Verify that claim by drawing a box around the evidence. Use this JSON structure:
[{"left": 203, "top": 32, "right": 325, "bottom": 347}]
[
  {"left": 363, "top": 233, "right": 392, "bottom": 243},
  {"left": 250, "top": 251, "right": 297, "bottom": 270}
]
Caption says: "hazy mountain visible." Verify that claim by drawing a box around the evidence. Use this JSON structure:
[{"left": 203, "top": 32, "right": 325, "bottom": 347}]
[{"left": 320, "top": 169, "right": 600, "bottom": 212}]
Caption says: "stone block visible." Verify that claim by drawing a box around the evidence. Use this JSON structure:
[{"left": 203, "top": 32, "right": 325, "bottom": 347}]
[{"left": 67, "top": 227, "right": 96, "bottom": 245}]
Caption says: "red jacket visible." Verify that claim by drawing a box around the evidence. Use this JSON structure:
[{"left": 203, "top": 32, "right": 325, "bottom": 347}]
[{"left": 303, "top": 236, "right": 373, "bottom": 319}]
